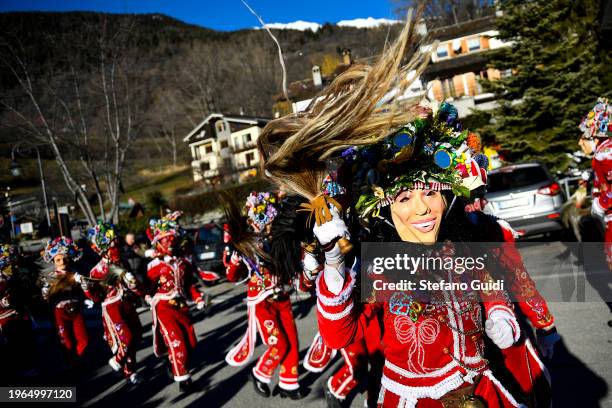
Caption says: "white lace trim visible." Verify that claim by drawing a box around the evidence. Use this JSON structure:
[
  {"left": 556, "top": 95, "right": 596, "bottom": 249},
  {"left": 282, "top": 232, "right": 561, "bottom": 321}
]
[
  {"left": 315, "top": 266, "right": 356, "bottom": 306},
  {"left": 380, "top": 371, "right": 465, "bottom": 407},
  {"left": 317, "top": 299, "right": 354, "bottom": 321}
]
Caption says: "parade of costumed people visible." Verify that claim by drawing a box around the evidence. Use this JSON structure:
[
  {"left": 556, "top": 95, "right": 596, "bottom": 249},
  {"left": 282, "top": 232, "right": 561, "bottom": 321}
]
[
  {"left": 87, "top": 222, "right": 144, "bottom": 385},
  {"left": 41, "top": 237, "right": 91, "bottom": 367},
  {"left": 0, "top": 244, "right": 38, "bottom": 381},
  {"left": 223, "top": 191, "right": 304, "bottom": 399},
  {"left": 146, "top": 211, "right": 206, "bottom": 391},
  {"left": 256, "top": 10, "right": 557, "bottom": 407}
]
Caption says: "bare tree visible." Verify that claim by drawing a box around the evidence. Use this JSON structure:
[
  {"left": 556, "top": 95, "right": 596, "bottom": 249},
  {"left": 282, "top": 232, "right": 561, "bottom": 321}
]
[{"left": 0, "top": 16, "right": 142, "bottom": 225}]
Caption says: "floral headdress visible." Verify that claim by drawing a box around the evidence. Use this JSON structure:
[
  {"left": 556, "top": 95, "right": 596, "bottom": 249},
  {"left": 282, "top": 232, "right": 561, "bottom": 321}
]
[
  {"left": 43, "top": 237, "right": 83, "bottom": 263},
  {"left": 579, "top": 98, "right": 611, "bottom": 140},
  {"left": 0, "top": 244, "right": 18, "bottom": 276},
  {"left": 245, "top": 192, "right": 279, "bottom": 233},
  {"left": 88, "top": 222, "right": 118, "bottom": 254},
  {"left": 337, "top": 103, "right": 488, "bottom": 220},
  {"left": 148, "top": 211, "right": 183, "bottom": 245}
]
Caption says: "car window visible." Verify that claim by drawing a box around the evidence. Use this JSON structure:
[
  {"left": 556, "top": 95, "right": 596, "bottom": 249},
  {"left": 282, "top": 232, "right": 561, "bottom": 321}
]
[
  {"left": 198, "top": 226, "right": 221, "bottom": 242},
  {"left": 487, "top": 166, "right": 549, "bottom": 193}
]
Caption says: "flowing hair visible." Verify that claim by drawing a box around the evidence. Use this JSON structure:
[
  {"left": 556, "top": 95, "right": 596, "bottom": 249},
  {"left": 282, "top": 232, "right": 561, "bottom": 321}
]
[
  {"left": 257, "top": 7, "right": 433, "bottom": 200},
  {"left": 219, "top": 191, "right": 265, "bottom": 262}
]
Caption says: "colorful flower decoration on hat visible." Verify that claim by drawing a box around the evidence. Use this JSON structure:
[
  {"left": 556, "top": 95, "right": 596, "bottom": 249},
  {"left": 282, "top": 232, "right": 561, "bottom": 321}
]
[
  {"left": 579, "top": 98, "right": 611, "bottom": 140},
  {"left": 148, "top": 211, "right": 183, "bottom": 245},
  {"left": 88, "top": 222, "right": 118, "bottom": 254},
  {"left": 336, "top": 102, "right": 486, "bottom": 220},
  {"left": 43, "top": 237, "right": 83, "bottom": 263},
  {"left": 244, "top": 192, "right": 279, "bottom": 233},
  {"left": 0, "top": 244, "right": 18, "bottom": 276}
]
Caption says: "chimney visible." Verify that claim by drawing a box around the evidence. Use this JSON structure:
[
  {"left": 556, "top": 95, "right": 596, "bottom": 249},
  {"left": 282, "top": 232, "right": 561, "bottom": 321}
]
[
  {"left": 312, "top": 65, "right": 322, "bottom": 87},
  {"left": 341, "top": 48, "right": 352, "bottom": 65}
]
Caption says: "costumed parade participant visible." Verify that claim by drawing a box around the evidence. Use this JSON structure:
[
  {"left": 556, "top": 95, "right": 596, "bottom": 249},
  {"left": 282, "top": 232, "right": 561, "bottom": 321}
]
[
  {"left": 578, "top": 99, "right": 612, "bottom": 257},
  {"left": 224, "top": 192, "right": 303, "bottom": 400},
  {"left": 41, "top": 237, "right": 90, "bottom": 366},
  {"left": 87, "top": 222, "right": 144, "bottom": 384},
  {"left": 301, "top": 243, "right": 383, "bottom": 408},
  {"left": 0, "top": 244, "right": 38, "bottom": 380},
  {"left": 146, "top": 211, "right": 206, "bottom": 391},
  {"left": 257, "top": 10, "right": 550, "bottom": 407}
]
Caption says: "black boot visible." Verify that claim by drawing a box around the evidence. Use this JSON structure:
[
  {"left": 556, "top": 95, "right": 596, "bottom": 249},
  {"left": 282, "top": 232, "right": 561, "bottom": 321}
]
[
  {"left": 178, "top": 378, "right": 193, "bottom": 393},
  {"left": 251, "top": 371, "right": 270, "bottom": 398},
  {"left": 277, "top": 386, "right": 305, "bottom": 400},
  {"left": 325, "top": 387, "right": 344, "bottom": 408}
]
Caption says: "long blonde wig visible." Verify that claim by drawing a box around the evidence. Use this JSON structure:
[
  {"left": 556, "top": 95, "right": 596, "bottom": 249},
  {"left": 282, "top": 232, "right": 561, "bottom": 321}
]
[{"left": 257, "top": 8, "right": 434, "bottom": 200}]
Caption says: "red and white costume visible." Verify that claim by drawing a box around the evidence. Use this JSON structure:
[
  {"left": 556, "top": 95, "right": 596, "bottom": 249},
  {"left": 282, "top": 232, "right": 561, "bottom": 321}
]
[
  {"left": 225, "top": 253, "right": 300, "bottom": 391},
  {"left": 87, "top": 257, "right": 143, "bottom": 378},
  {"left": 41, "top": 270, "right": 89, "bottom": 361},
  {"left": 591, "top": 138, "right": 612, "bottom": 264},
  {"left": 316, "top": 256, "right": 529, "bottom": 408},
  {"left": 147, "top": 255, "right": 203, "bottom": 382}
]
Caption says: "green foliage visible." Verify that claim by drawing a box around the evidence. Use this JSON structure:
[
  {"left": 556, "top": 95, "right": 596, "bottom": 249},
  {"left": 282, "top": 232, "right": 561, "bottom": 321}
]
[{"left": 482, "top": 0, "right": 612, "bottom": 171}]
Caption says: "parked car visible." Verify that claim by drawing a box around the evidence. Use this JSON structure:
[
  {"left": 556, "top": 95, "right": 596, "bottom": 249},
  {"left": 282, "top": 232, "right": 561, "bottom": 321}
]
[
  {"left": 188, "top": 222, "right": 226, "bottom": 274},
  {"left": 483, "top": 162, "right": 566, "bottom": 237}
]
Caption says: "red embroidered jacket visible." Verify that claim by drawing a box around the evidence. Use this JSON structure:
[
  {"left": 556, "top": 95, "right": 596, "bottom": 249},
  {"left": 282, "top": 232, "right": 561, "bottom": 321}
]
[
  {"left": 147, "top": 256, "right": 202, "bottom": 303},
  {"left": 592, "top": 138, "right": 612, "bottom": 214},
  {"left": 86, "top": 258, "right": 143, "bottom": 303},
  {"left": 226, "top": 254, "right": 282, "bottom": 305},
  {"left": 316, "top": 263, "right": 520, "bottom": 400}
]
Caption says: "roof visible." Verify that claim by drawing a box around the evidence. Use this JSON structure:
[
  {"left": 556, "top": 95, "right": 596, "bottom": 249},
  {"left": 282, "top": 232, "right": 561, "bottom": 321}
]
[
  {"left": 428, "top": 15, "right": 497, "bottom": 43},
  {"left": 183, "top": 113, "right": 271, "bottom": 143},
  {"left": 422, "top": 52, "right": 489, "bottom": 81}
]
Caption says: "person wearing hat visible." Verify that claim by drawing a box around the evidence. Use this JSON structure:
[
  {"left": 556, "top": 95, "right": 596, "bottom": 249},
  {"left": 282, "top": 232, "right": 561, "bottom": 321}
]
[
  {"left": 223, "top": 192, "right": 303, "bottom": 400},
  {"left": 146, "top": 211, "right": 205, "bottom": 392},
  {"left": 579, "top": 98, "right": 612, "bottom": 263},
  {"left": 87, "top": 222, "right": 144, "bottom": 385},
  {"left": 41, "top": 237, "right": 90, "bottom": 366}
]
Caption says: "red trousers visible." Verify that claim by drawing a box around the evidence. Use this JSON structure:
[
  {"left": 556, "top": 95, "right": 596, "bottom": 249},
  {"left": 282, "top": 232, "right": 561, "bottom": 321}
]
[
  {"left": 153, "top": 300, "right": 197, "bottom": 381},
  {"left": 53, "top": 306, "right": 89, "bottom": 362},
  {"left": 102, "top": 298, "right": 142, "bottom": 377},
  {"left": 328, "top": 339, "right": 367, "bottom": 399},
  {"left": 253, "top": 297, "right": 300, "bottom": 390}
]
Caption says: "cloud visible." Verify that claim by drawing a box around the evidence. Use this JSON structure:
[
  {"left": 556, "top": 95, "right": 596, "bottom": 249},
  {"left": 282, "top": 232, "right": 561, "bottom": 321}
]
[{"left": 336, "top": 17, "right": 401, "bottom": 28}]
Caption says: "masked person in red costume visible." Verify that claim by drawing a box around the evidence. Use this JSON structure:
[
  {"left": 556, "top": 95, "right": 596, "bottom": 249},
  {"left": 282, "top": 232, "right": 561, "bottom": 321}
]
[
  {"left": 257, "top": 12, "right": 551, "bottom": 406},
  {"left": 87, "top": 222, "right": 144, "bottom": 385},
  {"left": 224, "top": 192, "right": 304, "bottom": 400},
  {"left": 146, "top": 211, "right": 205, "bottom": 392},
  {"left": 579, "top": 99, "right": 612, "bottom": 256},
  {"left": 41, "top": 237, "right": 90, "bottom": 366}
]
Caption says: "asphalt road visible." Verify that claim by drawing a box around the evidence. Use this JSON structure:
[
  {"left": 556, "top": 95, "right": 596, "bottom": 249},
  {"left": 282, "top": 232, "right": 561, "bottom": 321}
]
[{"left": 7, "top": 241, "right": 612, "bottom": 408}]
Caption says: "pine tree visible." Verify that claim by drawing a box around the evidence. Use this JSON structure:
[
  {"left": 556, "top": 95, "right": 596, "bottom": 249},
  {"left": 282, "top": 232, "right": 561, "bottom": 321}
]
[{"left": 483, "top": 0, "right": 612, "bottom": 171}]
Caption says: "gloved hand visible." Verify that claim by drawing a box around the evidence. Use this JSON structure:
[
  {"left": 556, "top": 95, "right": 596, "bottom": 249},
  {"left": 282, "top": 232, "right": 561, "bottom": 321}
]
[
  {"left": 230, "top": 251, "right": 242, "bottom": 266},
  {"left": 312, "top": 205, "right": 349, "bottom": 246},
  {"left": 302, "top": 251, "right": 321, "bottom": 282},
  {"left": 84, "top": 299, "right": 95, "bottom": 309},
  {"left": 312, "top": 204, "right": 349, "bottom": 295},
  {"left": 537, "top": 327, "right": 561, "bottom": 359},
  {"left": 122, "top": 272, "right": 138, "bottom": 288},
  {"left": 73, "top": 273, "right": 83, "bottom": 284},
  {"left": 144, "top": 295, "right": 152, "bottom": 306},
  {"left": 0, "top": 296, "right": 10, "bottom": 308},
  {"left": 196, "top": 300, "right": 205, "bottom": 310},
  {"left": 485, "top": 310, "right": 519, "bottom": 349}
]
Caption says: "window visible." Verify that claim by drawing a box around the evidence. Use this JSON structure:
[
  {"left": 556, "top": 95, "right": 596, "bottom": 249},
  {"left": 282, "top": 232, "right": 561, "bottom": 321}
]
[
  {"left": 468, "top": 37, "right": 481, "bottom": 52},
  {"left": 487, "top": 165, "right": 549, "bottom": 193},
  {"left": 220, "top": 140, "right": 229, "bottom": 149},
  {"left": 215, "top": 121, "right": 226, "bottom": 133},
  {"left": 246, "top": 152, "right": 255, "bottom": 166},
  {"left": 193, "top": 147, "right": 200, "bottom": 160},
  {"left": 201, "top": 144, "right": 213, "bottom": 154},
  {"left": 243, "top": 133, "right": 252, "bottom": 145},
  {"left": 200, "top": 162, "right": 211, "bottom": 171},
  {"left": 436, "top": 45, "right": 449, "bottom": 58},
  {"left": 223, "top": 157, "right": 233, "bottom": 170}
]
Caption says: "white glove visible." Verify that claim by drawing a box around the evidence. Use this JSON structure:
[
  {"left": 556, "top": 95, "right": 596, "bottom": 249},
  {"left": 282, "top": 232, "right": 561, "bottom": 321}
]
[
  {"left": 230, "top": 251, "right": 242, "bottom": 265},
  {"left": 0, "top": 296, "right": 10, "bottom": 308},
  {"left": 302, "top": 251, "right": 321, "bottom": 281},
  {"left": 485, "top": 310, "right": 519, "bottom": 349},
  {"left": 196, "top": 300, "right": 205, "bottom": 310},
  {"left": 123, "top": 272, "right": 137, "bottom": 288},
  {"left": 73, "top": 273, "right": 83, "bottom": 284},
  {"left": 144, "top": 295, "right": 152, "bottom": 305},
  {"left": 312, "top": 205, "right": 349, "bottom": 246},
  {"left": 311, "top": 205, "right": 350, "bottom": 296},
  {"left": 84, "top": 299, "right": 95, "bottom": 309}
]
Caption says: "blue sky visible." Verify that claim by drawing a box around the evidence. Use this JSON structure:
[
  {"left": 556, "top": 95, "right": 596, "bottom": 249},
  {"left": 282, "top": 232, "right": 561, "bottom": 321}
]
[{"left": 0, "top": 0, "right": 397, "bottom": 31}]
